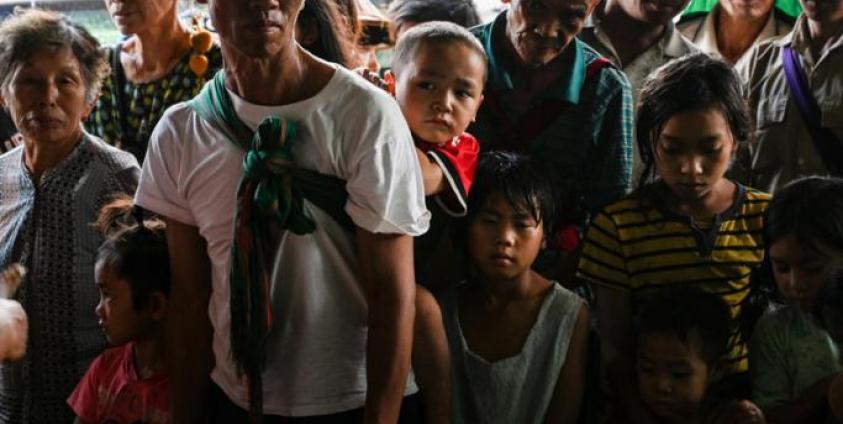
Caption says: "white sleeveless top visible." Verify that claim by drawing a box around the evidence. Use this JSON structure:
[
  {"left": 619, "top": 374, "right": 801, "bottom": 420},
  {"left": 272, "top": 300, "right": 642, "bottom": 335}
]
[{"left": 439, "top": 282, "right": 584, "bottom": 424}]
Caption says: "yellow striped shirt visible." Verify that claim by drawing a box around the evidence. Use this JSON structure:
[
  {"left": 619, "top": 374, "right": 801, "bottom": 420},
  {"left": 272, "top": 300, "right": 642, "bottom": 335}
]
[{"left": 577, "top": 183, "right": 771, "bottom": 374}]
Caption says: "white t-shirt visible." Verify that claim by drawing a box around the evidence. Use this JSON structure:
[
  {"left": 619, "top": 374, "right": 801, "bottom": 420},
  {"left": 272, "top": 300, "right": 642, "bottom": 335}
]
[{"left": 135, "top": 65, "right": 430, "bottom": 416}]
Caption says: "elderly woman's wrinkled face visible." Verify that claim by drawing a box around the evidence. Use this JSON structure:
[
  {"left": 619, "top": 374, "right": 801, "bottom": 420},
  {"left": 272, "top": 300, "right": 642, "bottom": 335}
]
[
  {"left": 504, "top": 0, "right": 594, "bottom": 67},
  {"left": 104, "top": 0, "right": 177, "bottom": 36},
  {"left": 211, "top": 0, "right": 304, "bottom": 58},
  {"left": 0, "top": 46, "right": 90, "bottom": 148}
]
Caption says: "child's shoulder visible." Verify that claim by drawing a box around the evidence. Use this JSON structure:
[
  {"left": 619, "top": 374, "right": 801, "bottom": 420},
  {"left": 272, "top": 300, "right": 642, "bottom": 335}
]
[
  {"left": 546, "top": 281, "right": 585, "bottom": 312},
  {"left": 598, "top": 191, "right": 652, "bottom": 217},
  {"left": 742, "top": 185, "right": 773, "bottom": 202},
  {"left": 738, "top": 184, "right": 773, "bottom": 213},
  {"left": 86, "top": 343, "right": 133, "bottom": 378}
]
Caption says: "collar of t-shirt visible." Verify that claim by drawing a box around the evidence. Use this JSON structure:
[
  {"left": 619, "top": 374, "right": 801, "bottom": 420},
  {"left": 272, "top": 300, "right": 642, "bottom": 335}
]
[
  {"left": 781, "top": 14, "right": 843, "bottom": 68},
  {"left": 698, "top": 5, "right": 779, "bottom": 65},
  {"left": 224, "top": 65, "right": 342, "bottom": 131},
  {"left": 583, "top": 14, "right": 688, "bottom": 69}
]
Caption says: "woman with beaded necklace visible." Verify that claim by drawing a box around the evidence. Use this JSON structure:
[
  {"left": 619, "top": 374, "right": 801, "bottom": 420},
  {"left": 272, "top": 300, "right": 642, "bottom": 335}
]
[{"left": 89, "top": 0, "right": 222, "bottom": 162}]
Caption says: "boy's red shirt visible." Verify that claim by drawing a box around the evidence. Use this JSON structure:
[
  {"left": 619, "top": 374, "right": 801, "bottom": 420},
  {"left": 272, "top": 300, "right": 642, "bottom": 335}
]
[{"left": 416, "top": 132, "right": 479, "bottom": 217}]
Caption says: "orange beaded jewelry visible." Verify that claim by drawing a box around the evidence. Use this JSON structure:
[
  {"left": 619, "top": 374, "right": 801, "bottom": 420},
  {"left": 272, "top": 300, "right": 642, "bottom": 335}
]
[{"left": 188, "top": 16, "right": 213, "bottom": 77}]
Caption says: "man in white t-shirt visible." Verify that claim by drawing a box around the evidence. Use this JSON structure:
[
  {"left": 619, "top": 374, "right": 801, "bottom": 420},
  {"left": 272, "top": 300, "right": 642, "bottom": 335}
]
[{"left": 134, "top": 0, "right": 430, "bottom": 422}]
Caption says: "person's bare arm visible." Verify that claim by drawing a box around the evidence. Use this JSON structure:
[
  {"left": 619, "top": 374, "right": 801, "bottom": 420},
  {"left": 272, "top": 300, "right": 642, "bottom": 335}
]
[
  {"left": 416, "top": 148, "right": 446, "bottom": 196},
  {"left": 164, "top": 217, "right": 213, "bottom": 423},
  {"left": 763, "top": 373, "right": 837, "bottom": 424},
  {"left": 546, "top": 304, "right": 589, "bottom": 423},
  {"left": 357, "top": 228, "right": 416, "bottom": 424}
]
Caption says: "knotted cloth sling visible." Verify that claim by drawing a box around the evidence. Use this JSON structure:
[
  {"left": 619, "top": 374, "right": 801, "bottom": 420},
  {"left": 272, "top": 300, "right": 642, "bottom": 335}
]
[{"left": 188, "top": 71, "right": 353, "bottom": 421}]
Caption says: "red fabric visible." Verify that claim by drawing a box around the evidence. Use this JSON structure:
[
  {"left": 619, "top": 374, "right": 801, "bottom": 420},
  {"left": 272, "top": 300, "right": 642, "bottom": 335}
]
[
  {"left": 549, "top": 225, "right": 581, "bottom": 253},
  {"left": 417, "top": 132, "right": 479, "bottom": 211},
  {"left": 68, "top": 343, "right": 169, "bottom": 424}
]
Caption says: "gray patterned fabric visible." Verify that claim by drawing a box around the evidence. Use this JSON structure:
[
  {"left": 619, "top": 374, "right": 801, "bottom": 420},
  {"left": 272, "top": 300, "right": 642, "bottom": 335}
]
[{"left": 0, "top": 134, "right": 138, "bottom": 423}]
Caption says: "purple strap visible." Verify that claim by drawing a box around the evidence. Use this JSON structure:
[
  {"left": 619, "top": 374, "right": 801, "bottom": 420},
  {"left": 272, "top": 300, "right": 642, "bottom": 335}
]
[{"left": 781, "top": 46, "right": 843, "bottom": 175}]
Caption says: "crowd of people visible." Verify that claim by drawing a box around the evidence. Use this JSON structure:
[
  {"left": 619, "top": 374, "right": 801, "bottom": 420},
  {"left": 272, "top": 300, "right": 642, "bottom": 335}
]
[{"left": 0, "top": 0, "right": 841, "bottom": 423}]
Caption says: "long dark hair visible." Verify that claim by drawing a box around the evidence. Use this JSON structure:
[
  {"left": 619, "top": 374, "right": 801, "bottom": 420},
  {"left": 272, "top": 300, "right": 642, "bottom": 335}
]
[
  {"left": 636, "top": 53, "right": 752, "bottom": 190},
  {"left": 298, "top": 0, "right": 356, "bottom": 67}
]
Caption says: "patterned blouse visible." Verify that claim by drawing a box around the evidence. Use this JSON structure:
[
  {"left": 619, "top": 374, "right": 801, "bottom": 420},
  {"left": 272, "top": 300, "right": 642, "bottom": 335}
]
[
  {"left": 86, "top": 44, "right": 223, "bottom": 163},
  {"left": 0, "top": 134, "right": 139, "bottom": 423}
]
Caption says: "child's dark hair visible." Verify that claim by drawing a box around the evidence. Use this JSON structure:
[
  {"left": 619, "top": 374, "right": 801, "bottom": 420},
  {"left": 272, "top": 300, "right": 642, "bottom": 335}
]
[
  {"left": 765, "top": 176, "right": 843, "bottom": 253},
  {"left": 390, "top": 20, "right": 487, "bottom": 81},
  {"left": 388, "top": 0, "right": 480, "bottom": 32},
  {"left": 636, "top": 286, "right": 732, "bottom": 367},
  {"left": 95, "top": 195, "right": 170, "bottom": 310},
  {"left": 636, "top": 53, "right": 752, "bottom": 189},
  {"left": 455, "top": 152, "right": 556, "bottom": 249}
]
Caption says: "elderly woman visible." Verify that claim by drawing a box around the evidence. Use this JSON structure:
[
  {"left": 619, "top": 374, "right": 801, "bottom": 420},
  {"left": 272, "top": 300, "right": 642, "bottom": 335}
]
[
  {"left": 88, "top": 0, "right": 222, "bottom": 162},
  {"left": 0, "top": 9, "right": 139, "bottom": 423}
]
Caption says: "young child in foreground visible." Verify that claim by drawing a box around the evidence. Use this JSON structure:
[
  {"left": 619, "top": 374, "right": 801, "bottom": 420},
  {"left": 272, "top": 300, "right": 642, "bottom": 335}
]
[
  {"left": 750, "top": 176, "right": 843, "bottom": 423},
  {"left": 439, "top": 151, "right": 589, "bottom": 423},
  {"left": 385, "top": 21, "right": 486, "bottom": 285},
  {"left": 379, "top": 20, "right": 485, "bottom": 217},
  {"left": 358, "top": 21, "right": 488, "bottom": 423},
  {"left": 576, "top": 54, "right": 772, "bottom": 418},
  {"left": 620, "top": 287, "right": 766, "bottom": 424},
  {"left": 68, "top": 196, "right": 170, "bottom": 424}
]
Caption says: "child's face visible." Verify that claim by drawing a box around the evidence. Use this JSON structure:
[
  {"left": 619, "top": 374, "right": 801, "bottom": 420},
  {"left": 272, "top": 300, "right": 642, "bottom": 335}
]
[
  {"left": 94, "top": 262, "right": 156, "bottom": 346},
  {"left": 770, "top": 234, "right": 839, "bottom": 312},
  {"left": 654, "top": 108, "right": 737, "bottom": 202},
  {"left": 467, "top": 192, "right": 545, "bottom": 282},
  {"left": 394, "top": 41, "right": 485, "bottom": 145},
  {"left": 637, "top": 332, "right": 712, "bottom": 422}
]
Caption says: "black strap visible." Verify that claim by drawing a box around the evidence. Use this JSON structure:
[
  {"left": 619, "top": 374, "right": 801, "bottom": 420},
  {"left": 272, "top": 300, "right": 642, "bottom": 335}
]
[{"left": 111, "top": 42, "right": 131, "bottom": 144}]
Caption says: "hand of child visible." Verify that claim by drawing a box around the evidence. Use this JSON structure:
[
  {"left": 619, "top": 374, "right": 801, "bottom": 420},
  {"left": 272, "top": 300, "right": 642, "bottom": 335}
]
[
  {"left": 705, "top": 399, "right": 766, "bottom": 424},
  {"left": 353, "top": 67, "right": 394, "bottom": 96},
  {"left": 0, "top": 263, "right": 27, "bottom": 361}
]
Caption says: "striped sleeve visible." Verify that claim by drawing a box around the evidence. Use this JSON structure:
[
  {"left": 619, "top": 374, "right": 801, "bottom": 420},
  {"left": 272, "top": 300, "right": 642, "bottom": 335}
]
[{"left": 577, "top": 210, "right": 629, "bottom": 290}]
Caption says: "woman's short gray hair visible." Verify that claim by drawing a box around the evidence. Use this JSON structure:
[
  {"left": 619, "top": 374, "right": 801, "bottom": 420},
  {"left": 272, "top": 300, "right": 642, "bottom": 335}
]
[{"left": 0, "top": 8, "right": 109, "bottom": 104}]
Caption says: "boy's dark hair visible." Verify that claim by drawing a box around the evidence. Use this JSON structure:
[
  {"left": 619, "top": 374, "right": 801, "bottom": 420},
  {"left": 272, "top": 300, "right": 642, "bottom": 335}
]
[
  {"left": 299, "top": 0, "right": 355, "bottom": 67},
  {"left": 765, "top": 176, "right": 843, "bottom": 253},
  {"left": 636, "top": 53, "right": 752, "bottom": 189},
  {"left": 388, "top": 0, "right": 480, "bottom": 32},
  {"left": 636, "top": 286, "right": 732, "bottom": 367},
  {"left": 454, "top": 151, "right": 556, "bottom": 249},
  {"left": 390, "top": 20, "right": 487, "bottom": 80},
  {"left": 95, "top": 195, "right": 170, "bottom": 310}
]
